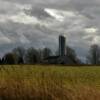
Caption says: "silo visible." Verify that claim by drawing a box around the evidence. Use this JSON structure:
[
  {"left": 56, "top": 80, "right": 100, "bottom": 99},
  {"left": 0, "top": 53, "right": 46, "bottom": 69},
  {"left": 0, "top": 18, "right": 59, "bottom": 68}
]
[{"left": 59, "top": 35, "right": 66, "bottom": 56}]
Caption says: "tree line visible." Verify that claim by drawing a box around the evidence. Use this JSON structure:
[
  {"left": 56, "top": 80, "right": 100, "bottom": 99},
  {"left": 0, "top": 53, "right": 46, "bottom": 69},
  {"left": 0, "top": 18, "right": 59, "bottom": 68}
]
[
  {"left": 0, "top": 44, "right": 100, "bottom": 65},
  {"left": 0, "top": 47, "right": 54, "bottom": 64}
]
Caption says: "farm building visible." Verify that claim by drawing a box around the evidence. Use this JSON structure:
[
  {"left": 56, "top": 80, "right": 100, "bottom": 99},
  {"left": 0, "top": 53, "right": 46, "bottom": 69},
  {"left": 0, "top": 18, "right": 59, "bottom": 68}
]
[{"left": 43, "top": 35, "right": 80, "bottom": 65}]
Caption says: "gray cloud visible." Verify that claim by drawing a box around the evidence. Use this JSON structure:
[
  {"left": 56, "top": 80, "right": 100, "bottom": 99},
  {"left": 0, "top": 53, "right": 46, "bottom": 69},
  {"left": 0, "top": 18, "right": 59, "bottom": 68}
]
[
  {"left": 24, "top": 7, "right": 51, "bottom": 20},
  {"left": 0, "top": 0, "right": 100, "bottom": 61}
]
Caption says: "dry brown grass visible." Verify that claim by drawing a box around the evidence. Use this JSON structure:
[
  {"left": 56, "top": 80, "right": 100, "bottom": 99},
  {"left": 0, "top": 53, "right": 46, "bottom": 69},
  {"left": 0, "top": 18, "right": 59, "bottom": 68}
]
[{"left": 0, "top": 65, "right": 100, "bottom": 100}]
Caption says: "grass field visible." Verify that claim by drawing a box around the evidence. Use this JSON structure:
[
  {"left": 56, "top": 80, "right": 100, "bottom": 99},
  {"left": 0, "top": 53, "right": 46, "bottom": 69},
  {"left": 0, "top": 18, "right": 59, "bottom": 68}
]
[{"left": 0, "top": 65, "right": 100, "bottom": 100}]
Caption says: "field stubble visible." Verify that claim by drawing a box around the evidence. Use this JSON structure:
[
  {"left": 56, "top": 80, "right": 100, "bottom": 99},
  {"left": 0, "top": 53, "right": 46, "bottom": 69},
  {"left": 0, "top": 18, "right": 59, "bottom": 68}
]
[{"left": 0, "top": 65, "right": 100, "bottom": 100}]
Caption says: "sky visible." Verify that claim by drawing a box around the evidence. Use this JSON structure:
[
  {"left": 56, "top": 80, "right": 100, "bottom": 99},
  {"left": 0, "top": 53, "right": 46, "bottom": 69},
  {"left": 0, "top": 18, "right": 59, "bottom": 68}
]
[{"left": 0, "top": 0, "right": 100, "bottom": 61}]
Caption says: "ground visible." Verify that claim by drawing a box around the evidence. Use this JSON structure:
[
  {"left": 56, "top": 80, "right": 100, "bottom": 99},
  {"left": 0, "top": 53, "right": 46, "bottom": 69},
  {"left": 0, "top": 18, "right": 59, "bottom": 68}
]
[{"left": 0, "top": 65, "right": 100, "bottom": 100}]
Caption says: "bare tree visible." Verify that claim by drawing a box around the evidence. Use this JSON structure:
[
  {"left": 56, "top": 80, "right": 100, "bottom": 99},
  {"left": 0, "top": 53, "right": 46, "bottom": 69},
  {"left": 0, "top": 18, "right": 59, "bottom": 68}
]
[
  {"left": 12, "top": 47, "right": 25, "bottom": 64},
  {"left": 87, "top": 44, "right": 100, "bottom": 64},
  {"left": 66, "top": 46, "right": 76, "bottom": 59},
  {"left": 42, "top": 48, "right": 52, "bottom": 59},
  {"left": 24, "top": 47, "right": 40, "bottom": 64},
  {"left": 2, "top": 53, "right": 16, "bottom": 64}
]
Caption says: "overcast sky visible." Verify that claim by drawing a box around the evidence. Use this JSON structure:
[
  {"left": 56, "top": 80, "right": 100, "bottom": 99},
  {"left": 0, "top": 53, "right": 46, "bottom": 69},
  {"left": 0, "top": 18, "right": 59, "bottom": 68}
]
[{"left": 0, "top": 0, "right": 100, "bottom": 61}]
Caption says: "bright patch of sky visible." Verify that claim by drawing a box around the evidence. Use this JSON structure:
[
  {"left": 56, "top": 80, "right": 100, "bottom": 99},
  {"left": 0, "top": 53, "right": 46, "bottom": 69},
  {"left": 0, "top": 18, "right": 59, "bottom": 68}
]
[
  {"left": 45, "top": 8, "right": 77, "bottom": 22},
  {"left": 85, "top": 27, "right": 98, "bottom": 33}
]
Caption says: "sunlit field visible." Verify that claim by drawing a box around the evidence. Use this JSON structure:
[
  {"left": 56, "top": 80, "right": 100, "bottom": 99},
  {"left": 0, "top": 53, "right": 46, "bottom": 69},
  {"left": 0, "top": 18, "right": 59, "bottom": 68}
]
[{"left": 0, "top": 65, "right": 100, "bottom": 100}]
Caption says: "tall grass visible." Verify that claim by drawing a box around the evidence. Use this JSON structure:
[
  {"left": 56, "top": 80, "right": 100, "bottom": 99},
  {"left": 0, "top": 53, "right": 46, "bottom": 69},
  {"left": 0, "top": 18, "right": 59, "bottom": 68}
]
[{"left": 0, "top": 65, "right": 100, "bottom": 100}]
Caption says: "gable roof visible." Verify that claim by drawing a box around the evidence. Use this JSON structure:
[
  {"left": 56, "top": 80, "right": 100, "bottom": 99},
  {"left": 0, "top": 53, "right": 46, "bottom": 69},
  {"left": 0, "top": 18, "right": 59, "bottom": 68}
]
[{"left": 44, "top": 55, "right": 79, "bottom": 64}]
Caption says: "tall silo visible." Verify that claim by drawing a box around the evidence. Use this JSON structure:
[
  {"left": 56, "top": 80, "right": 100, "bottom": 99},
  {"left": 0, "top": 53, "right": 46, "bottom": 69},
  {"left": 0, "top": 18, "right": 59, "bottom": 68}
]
[{"left": 59, "top": 35, "right": 66, "bottom": 56}]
